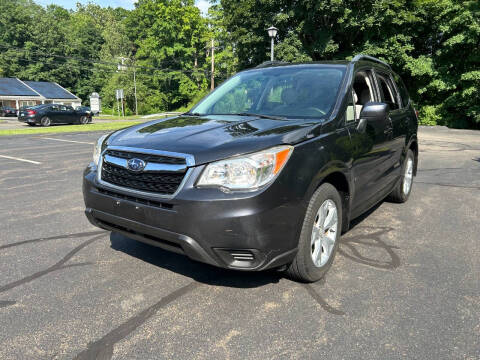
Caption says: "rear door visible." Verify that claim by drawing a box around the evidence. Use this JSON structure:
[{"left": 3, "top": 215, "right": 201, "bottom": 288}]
[
  {"left": 374, "top": 70, "right": 407, "bottom": 184},
  {"left": 48, "top": 105, "right": 61, "bottom": 122}
]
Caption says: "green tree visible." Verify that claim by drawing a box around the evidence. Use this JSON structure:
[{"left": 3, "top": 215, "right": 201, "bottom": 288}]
[
  {"left": 220, "top": 0, "right": 480, "bottom": 128},
  {"left": 126, "top": 0, "right": 209, "bottom": 110}
]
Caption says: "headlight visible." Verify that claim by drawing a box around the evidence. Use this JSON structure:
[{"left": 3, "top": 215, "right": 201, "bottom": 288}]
[
  {"left": 197, "top": 145, "right": 293, "bottom": 191},
  {"left": 93, "top": 134, "right": 108, "bottom": 166}
]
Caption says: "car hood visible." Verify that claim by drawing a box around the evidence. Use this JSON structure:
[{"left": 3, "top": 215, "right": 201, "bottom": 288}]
[{"left": 107, "top": 115, "right": 323, "bottom": 165}]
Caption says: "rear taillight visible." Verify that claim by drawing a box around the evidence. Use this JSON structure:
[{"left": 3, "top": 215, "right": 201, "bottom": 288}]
[
  {"left": 27, "top": 110, "right": 36, "bottom": 115},
  {"left": 414, "top": 108, "right": 419, "bottom": 120}
]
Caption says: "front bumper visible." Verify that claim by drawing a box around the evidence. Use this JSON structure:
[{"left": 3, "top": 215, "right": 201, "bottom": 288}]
[{"left": 83, "top": 163, "right": 306, "bottom": 271}]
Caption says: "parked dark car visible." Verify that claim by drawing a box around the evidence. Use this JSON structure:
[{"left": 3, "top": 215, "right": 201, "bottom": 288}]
[
  {"left": 18, "top": 104, "right": 92, "bottom": 126},
  {"left": 83, "top": 55, "right": 418, "bottom": 282},
  {"left": 0, "top": 106, "right": 17, "bottom": 117}
]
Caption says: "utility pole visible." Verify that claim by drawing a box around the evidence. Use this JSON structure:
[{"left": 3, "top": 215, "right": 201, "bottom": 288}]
[
  {"left": 210, "top": 38, "right": 215, "bottom": 91},
  {"left": 133, "top": 67, "right": 138, "bottom": 115},
  {"left": 118, "top": 56, "right": 138, "bottom": 115}
]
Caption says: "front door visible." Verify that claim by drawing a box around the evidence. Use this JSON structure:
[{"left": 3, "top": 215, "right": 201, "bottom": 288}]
[
  {"left": 348, "top": 69, "right": 394, "bottom": 216},
  {"left": 63, "top": 105, "right": 77, "bottom": 123}
]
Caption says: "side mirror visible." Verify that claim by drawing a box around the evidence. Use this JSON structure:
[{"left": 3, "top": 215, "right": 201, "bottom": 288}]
[{"left": 357, "top": 102, "right": 389, "bottom": 133}]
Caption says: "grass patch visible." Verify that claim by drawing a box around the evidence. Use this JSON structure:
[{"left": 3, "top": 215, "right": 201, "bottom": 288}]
[
  {"left": 94, "top": 115, "right": 148, "bottom": 121},
  {"left": 0, "top": 121, "right": 142, "bottom": 136}
]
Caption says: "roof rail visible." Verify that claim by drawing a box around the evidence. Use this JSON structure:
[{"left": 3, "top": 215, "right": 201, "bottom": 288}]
[
  {"left": 255, "top": 60, "right": 290, "bottom": 68},
  {"left": 351, "top": 54, "right": 391, "bottom": 68}
]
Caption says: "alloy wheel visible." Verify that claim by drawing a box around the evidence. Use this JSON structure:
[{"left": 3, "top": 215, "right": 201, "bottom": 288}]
[
  {"left": 41, "top": 117, "right": 51, "bottom": 126},
  {"left": 311, "top": 199, "right": 338, "bottom": 267},
  {"left": 403, "top": 157, "right": 414, "bottom": 195}
]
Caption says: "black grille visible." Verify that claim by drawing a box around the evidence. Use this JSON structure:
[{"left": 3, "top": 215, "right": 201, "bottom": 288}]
[
  {"left": 105, "top": 150, "right": 186, "bottom": 165},
  {"left": 101, "top": 162, "right": 185, "bottom": 195},
  {"left": 96, "top": 188, "right": 173, "bottom": 210}
]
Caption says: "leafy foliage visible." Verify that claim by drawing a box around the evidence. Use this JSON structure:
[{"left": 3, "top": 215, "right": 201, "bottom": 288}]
[
  {"left": 220, "top": 0, "right": 480, "bottom": 128},
  {"left": 0, "top": 0, "right": 478, "bottom": 127}
]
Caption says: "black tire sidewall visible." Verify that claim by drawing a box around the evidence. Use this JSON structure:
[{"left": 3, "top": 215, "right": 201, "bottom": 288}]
[{"left": 297, "top": 183, "right": 343, "bottom": 282}]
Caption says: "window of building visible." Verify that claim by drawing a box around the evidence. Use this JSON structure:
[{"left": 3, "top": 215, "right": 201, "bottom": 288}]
[{"left": 20, "top": 100, "right": 36, "bottom": 107}]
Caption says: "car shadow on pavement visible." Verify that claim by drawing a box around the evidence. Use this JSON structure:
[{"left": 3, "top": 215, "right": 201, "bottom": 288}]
[
  {"left": 338, "top": 200, "right": 401, "bottom": 270},
  {"left": 109, "top": 232, "right": 282, "bottom": 288}
]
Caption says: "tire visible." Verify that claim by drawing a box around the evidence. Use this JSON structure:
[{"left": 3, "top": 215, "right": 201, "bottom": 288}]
[
  {"left": 285, "top": 183, "right": 343, "bottom": 283},
  {"left": 388, "top": 149, "right": 415, "bottom": 203},
  {"left": 40, "top": 116, "right": 51, "bottom": 127},
  {"left": 79, "top": 116, "right": 88, "bottom": 125}
]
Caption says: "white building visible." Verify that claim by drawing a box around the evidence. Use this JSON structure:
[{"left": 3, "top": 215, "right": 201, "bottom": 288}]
[{"left": 0, "top": 78, "right": 81, "bottom": 109}]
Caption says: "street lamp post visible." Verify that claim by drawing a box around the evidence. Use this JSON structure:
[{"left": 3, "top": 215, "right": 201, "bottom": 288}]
[{"left": 267, "top": 26, "right": 278, "bottom": 61}]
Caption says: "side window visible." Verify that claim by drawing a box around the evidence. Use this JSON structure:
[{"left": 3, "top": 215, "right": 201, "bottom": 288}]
[
  {"left": 60, "top": 105, "right": 67, "bottom": 111},
  {"left": 392, "top": 72, "right": 410, "bottom": 107},
  {"left": 377, "top": 73, "right": 400, "bottom": 110},
  {"left": 51, "top": 105, "right": 59, "bottom": 111},
  {"left": 352, "top": 70, "right": 375, "bottom": 118}
]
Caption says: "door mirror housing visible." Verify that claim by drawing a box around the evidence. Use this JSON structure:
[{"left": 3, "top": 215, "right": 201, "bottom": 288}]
[
  {"left": 357, "top": 102, "right": 389, "bottom": 133},
  {"left": 359, "top": 102, "right": 389, "bottom": 121}
]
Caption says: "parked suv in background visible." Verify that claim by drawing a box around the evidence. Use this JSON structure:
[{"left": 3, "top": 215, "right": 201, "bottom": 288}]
[
  {"left": 18, "top": 104, "right": 92, "bottom": 126},
  {"left": 83, "top": 55, "right": 418, "bottom": 283}
]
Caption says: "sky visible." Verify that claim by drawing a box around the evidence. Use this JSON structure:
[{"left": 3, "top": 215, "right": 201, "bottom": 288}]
[{"left": 35, "top": 0, "right": 211, "bottom": 14}]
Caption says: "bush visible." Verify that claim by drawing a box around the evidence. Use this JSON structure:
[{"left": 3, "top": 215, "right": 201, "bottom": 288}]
[{"left": 418, "top": 105, "right": 442, "bottom": 126}]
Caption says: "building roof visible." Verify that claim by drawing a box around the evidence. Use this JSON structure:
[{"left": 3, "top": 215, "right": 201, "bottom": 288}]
[
  {"left": 0, "top": 78, "right": 39, "bottom": 97},
  {"left": 24, "top": 81, "right": 78, "bottom": 100}
]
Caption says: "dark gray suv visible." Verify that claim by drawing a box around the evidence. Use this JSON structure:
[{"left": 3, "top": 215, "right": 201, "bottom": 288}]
[{"left": 83, "top": 55, "right": 418, "bottom": 282}]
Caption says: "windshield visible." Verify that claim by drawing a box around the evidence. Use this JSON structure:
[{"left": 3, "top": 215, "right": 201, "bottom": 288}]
[{"left": 191, "top": 65, "right": 346, "bottom": 118}]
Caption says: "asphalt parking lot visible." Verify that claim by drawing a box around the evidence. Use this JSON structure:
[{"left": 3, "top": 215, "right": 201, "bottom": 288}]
[{"left": 0, "top": 126, "right": 479, "bottom": 359}]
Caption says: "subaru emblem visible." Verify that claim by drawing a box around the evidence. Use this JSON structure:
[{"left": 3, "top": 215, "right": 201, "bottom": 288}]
[{"left": 127, "top": 158, "right": 146, "bottom": 172}]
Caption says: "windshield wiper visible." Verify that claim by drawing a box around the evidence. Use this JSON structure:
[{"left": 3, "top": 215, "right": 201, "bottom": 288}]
[
  {"left": 183, "top": 112, "right": 203, "bottom": 116},
  {"left": 229, "top": 112, "right": 286, "bottom": 120}
]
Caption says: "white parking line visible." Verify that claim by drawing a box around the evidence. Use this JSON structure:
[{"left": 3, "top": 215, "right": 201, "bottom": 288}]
[
  {"left": 0, "top": 154, "right": 41, "bottom": 164},
  {"left": 40, "top": 137, "right": 94, "bottom": 145}
]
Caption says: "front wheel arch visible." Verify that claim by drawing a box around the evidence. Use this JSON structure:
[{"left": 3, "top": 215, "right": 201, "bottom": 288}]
[{"left": 305, "top": 166, "right": 352, "bottom": 234}]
